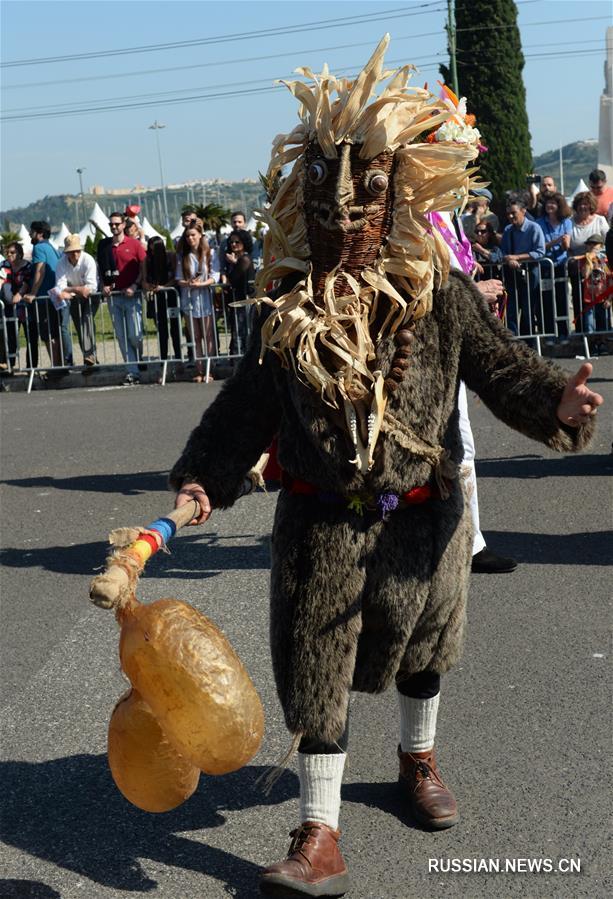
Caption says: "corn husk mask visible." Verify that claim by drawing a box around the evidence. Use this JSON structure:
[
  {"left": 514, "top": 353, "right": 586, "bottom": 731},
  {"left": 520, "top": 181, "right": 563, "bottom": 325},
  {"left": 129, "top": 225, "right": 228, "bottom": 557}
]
[{"left": 247, "top": 34, "right": 483, "bottom": 472}]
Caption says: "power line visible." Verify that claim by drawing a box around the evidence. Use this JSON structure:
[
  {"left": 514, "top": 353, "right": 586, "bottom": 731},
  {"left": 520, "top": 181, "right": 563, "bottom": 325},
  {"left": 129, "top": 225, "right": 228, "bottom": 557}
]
[
  {"left": 3, "top": 34, "right": 445, "bottom": 91},
  {"left": 1, "top": 54, "right": 447, "bottom": 123},
  {"left": 0, "top": 4, "right": 445, "bottom": 68},
  {"left": 5, "top": 51, "right": 446, "bottom": 116},
  {"left": 456, "top": 14, "right": 609, "bottom": 34},
  {"left": 3, "top": 15, "right": 607, "bottom": 90},
  {"left": 3, "top": 38, "right": 601, "bottom": 125}
]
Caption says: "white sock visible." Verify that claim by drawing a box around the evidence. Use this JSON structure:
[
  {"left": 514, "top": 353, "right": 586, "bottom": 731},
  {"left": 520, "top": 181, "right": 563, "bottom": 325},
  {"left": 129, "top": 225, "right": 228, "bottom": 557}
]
[
  {"left": 397, "top": 690, "right": 440, "bottom": 753},
  {"left": 298, "top": 752, "right": 346, "bottom": 830}
]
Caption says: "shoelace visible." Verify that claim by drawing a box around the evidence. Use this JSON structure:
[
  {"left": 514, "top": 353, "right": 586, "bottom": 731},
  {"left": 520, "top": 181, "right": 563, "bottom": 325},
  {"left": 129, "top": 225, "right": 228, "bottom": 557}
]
[
  {"left": 414, "top": 758, "right": 445, "bottom": 789},
  {"left": 287, "top": 825, "right": 316, "bottom": 865}
]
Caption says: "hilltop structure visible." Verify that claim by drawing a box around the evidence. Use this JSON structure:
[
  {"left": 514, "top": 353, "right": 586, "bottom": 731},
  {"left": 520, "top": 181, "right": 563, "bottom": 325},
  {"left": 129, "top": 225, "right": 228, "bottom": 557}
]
[{"left": 599, "top": 26, "right": 613, "bottom": 181}]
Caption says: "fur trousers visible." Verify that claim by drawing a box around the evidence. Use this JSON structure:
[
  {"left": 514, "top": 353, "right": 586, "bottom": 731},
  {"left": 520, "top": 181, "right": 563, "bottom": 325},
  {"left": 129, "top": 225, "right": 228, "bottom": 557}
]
[{"left": 269, "top": 481, "right": 473, "bottom": 744}]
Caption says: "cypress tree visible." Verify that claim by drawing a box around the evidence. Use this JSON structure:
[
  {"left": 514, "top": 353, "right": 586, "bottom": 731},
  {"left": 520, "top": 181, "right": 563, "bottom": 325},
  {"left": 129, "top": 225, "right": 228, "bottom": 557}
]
[{"left": 440, "top": 0, "right": 533, "bottom": 200}]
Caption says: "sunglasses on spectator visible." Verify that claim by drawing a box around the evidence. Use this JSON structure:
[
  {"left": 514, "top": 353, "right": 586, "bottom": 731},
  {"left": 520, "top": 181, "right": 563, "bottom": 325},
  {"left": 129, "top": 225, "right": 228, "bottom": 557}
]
[{"left": 475, "top": 229, "right": 488, "bottom": 234}]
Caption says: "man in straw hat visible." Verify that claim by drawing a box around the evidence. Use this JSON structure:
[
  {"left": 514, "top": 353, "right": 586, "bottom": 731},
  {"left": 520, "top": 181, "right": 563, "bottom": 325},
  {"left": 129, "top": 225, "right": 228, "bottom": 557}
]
[
  {"left": 171, "top": 37, "right": 602, "bottom": 897},
  {"left": 53, "top": 233, "right": 99, "bottom": 366}
]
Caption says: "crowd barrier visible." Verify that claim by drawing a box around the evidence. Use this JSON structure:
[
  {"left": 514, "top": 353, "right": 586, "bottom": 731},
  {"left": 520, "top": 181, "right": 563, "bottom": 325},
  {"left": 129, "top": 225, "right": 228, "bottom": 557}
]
[
  {"left": 477, "top": 257, "right": 612, "bottom": 358},
  {"left": 1, "top": 263, "right": 610, "bottom": 393},
  {"left": 0, "top": 285, "right": 255, "bottom": 393}
]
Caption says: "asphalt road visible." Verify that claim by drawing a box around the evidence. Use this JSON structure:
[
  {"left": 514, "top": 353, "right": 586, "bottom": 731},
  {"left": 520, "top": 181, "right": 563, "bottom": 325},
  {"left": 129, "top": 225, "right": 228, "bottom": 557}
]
[{"left": 1, "top": 358, "right": 611, "bottom": 899}]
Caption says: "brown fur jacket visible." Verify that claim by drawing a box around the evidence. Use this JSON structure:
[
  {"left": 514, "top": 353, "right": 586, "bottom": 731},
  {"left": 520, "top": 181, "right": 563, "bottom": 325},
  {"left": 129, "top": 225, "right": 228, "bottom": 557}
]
[{"left": 170, "top": 272, "right": 594, "bottom": 742}]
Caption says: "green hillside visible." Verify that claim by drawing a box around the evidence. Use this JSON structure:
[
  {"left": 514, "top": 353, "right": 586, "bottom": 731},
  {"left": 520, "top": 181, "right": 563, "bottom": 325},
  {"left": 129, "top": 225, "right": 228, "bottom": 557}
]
[
  {"left": 533, "top": 140, "right": 598, "bottom": 192},
  {"left": 1, "top": 181, "right": 265, "bottom": 232},
  {"left": 2, "top": 140, "right": 602, "bottom": 230}
]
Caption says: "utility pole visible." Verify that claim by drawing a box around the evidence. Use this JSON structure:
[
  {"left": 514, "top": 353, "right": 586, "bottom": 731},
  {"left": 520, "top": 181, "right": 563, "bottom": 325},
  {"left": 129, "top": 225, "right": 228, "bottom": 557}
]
[
  {"left": 148, "top": 121, "right": 170, "bottom": 229},
  {"left": 559, "top": 143, "right": 565, "bottom": 195},
  {"left": 446, "top": 0, "right": 459, "bottom": 96},
  {"left": 76, "top": 167, "right": 86, "bottom": 230}
]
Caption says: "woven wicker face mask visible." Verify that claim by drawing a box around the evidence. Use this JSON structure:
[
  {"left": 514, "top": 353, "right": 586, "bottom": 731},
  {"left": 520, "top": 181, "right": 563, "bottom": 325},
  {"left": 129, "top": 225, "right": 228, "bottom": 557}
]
[
  {"left": 304, "top": 141, "right": 395, "bottom": 298},
  {"left": 245, "top": 34, "right": 483, "bottom": 472}
]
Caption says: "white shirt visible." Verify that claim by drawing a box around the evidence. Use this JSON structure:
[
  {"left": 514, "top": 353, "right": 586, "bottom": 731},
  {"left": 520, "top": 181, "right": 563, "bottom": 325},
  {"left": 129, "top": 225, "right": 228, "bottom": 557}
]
[{"left": 55, "top": 251, "right": 98, "bottom": 292}]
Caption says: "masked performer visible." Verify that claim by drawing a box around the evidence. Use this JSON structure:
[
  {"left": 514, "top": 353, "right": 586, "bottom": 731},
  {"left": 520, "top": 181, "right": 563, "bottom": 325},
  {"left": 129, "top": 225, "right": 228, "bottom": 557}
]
[{"left": 170, "top": 37, "right": 601, "bottom": 898}]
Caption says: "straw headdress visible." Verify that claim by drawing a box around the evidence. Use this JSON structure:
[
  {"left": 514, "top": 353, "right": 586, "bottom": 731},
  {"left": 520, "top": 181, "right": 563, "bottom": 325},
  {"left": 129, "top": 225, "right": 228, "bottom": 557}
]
[{"left": 245, "top": 34, "right": 485, "bottom": 471}]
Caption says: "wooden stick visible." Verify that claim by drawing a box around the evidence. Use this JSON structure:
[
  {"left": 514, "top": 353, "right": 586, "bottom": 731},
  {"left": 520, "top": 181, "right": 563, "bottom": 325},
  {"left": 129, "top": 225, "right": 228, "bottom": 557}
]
[{"left": 89, "top": 500, "right": 199, "bottom": 611}]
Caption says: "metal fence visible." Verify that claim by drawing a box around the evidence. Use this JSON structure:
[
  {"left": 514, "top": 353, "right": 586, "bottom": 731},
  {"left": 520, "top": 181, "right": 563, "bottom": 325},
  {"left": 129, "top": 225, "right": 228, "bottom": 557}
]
[
  {"left": 0, "top": 285, "right": 255, "bottom": 392},
  {"left": 1, "top": 263, "right": 611, "bottom": 392},
  {"left": 477, "top": 257, "right": 612, "bottom": 358}
]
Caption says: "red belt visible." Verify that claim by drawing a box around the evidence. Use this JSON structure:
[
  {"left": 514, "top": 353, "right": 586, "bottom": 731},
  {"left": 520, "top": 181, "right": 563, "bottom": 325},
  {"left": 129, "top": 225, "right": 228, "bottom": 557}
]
[{"left": 281, "top": 472, "right": 437, "bottom": 507}]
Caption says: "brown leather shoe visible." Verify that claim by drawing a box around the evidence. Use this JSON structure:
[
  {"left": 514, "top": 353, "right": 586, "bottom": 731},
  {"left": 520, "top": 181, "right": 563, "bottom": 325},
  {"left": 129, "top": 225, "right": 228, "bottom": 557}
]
[
  {"left": 398, "top": 746, "right": 459, "bottom": 829},
  {"left": 259, "top": 821, "right": 350, "bottom": 897}
]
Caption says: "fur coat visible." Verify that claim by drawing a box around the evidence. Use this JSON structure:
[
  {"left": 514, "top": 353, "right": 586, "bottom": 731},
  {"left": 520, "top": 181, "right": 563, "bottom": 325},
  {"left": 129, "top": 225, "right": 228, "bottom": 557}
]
[{"left": 170, "top": 272, "right": 594, "bottom": 743}]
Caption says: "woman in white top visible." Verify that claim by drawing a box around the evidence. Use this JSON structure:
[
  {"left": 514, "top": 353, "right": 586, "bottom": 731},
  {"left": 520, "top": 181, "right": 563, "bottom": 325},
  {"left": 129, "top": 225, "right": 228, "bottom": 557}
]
[
  {"left": 568, "top": 191, "right": 609, "bottom": 329},
  {"left": 176, "top": 223, "right": 218, "bottom": 382}
]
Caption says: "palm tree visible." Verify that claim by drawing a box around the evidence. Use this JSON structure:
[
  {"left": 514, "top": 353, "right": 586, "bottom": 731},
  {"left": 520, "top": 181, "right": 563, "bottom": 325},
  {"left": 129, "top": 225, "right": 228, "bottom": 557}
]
[
  {"left": 1, "top": 222, "right": 20, "bottom": 251},
  {"left": 182, "top": 203, "right": 230, "bottom": 243}
]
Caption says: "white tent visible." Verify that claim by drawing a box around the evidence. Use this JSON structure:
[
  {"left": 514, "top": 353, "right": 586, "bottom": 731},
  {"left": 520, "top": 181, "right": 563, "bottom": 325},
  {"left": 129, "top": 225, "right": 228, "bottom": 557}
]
[
  {"left": 142, "top": 216, "right": 164, "bottom": 240},
  {"left": 246, "top": 216, "right": 257, "bottom": 231},
  {"left": 17, "top": 225, "right": 33, "bottom": 259},
  {"left": 52, "top": 222, "right": 71, "bottom": 249},
  {"left": 89, "top": 202, "right": 111, "bottom": 237},
  {"left": 569, "top": 178, "right": 589, "bottom": 199},
  {"left": 219, "top": 223, "right": 232, "bottom": 236},
  {"left": 170, "top": 218, "right": 184, "bottom": 240},
  {"left": 78, "top": 221, "right": 96, "bottom": 244}
]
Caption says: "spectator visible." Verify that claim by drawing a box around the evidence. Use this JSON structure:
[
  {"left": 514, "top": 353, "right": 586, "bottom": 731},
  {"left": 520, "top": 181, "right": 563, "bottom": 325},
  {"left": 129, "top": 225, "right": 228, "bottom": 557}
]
[
  {"left": 536, "top": 193, "right": 572, "bottom": 337},
  {"left": 580, "top": 234, "right": 611, "bottom": 341},
  {"left": 96, "top": 212, "right": 146, "bottom": 385},
  {"left": 501, "top": 199, "right": 546, "bottom": 336},
  {"left": 176, "top": 223, "right": 218, "bottom": 382},
  {"left": 0, "top": 242, "right": 34, "bottom": 371},
  {"left": 568, "top": 192, "right": 609, "bottom": 330},
  {"left": 471, "top": 220, "right": 503, "bottom": 275},
  {"left": 224, "top": 230, "right": 255, "bottom": 355},
  {"left": 142, "top": 236, "right": 182, "bottom": 374},
  {"left": 606, "top": 223, "right": 613, "bottom": 266},
  {"left": 527, "top": 174, "right": 557, "bottom": 218},
  {"left": 220, "top": 211, "right": 253, "bottom": 280},
  {"left": 124, "top": 217, "right": 146, "bottom": 245},
  {"left": 461, "top": 188, "right": 499, "bottom": 239},
  {"left": 588, "top": 169, "right": 613, "bottom": 218},
  {"left": 53, "top": 234, "right": 99, "bottom": 366},
  {"left": 23, "top": 221, "right": 71, "bottom": 370}
]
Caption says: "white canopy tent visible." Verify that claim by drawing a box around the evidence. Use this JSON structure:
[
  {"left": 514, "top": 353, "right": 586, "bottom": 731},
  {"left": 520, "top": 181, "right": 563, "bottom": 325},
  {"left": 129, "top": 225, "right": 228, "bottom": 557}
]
[
  {"left": 17, "top": 225, "right": 33, "bottom": 259},
  {"left": 170, "top": 219, "right": 184, "bottom": 240},
  {"left": 569, "top": 178, "right": 589, "bottom": 200},
  {"left": 78, "top": 221, "right": 96, "bottom": 244},
  {"left": 142, "top": 217, "right": 164, "bottom": 241},
  {"left": 52, "top": 223, "right": 71, "bottom": 250},
  {"left": 89, "top": 202, "right": 111, "bottom": 237}
]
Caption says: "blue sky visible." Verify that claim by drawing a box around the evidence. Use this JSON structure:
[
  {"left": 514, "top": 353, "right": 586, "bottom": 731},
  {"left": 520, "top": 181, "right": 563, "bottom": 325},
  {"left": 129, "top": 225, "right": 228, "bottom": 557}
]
[{"left": 1, "top": 0, "right": 611, "bottom": 210}]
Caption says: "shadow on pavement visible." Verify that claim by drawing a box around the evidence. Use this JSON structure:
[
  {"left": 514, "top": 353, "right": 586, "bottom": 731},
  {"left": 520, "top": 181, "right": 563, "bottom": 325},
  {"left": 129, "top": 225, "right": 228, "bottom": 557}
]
[
  {"left": 1, "top": 471, "right": 169, "bottom": 495},
  {"left": 0, "top": 754, "right": 298, "bottom": 897},
  {"left": 342, "top": 780, "right": 425, "bottom": 832},
  {"left": 476, "top": 452, "right": 611, "bottom": 480},
  {"left": 481, "top": 529, "right": 611, "bottom": 566},
  {"left": 0, "top": 532, "right": 271, "bottom": 578},
  {"left": 0, "top": 883, "right": 60, "bottom": 898}
]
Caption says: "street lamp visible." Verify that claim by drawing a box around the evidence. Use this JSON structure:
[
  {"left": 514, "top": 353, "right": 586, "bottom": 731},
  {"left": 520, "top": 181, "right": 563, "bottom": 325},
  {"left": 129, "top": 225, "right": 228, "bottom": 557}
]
[
  {"left": 76, "top": 167, "right": 86, "bottom": 230},
  {"left": 148, "top": 121, "right": 170, "bottom": 229}
]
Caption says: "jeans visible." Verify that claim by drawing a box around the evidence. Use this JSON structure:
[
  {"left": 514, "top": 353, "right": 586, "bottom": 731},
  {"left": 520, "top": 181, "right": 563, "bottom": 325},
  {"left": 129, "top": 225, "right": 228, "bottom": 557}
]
[
  {"left": 109, "top": 293, "right": 143, "bottom": 375},
  {"left": 582, "top": 303, "right": 611, "bottom": 334}
]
